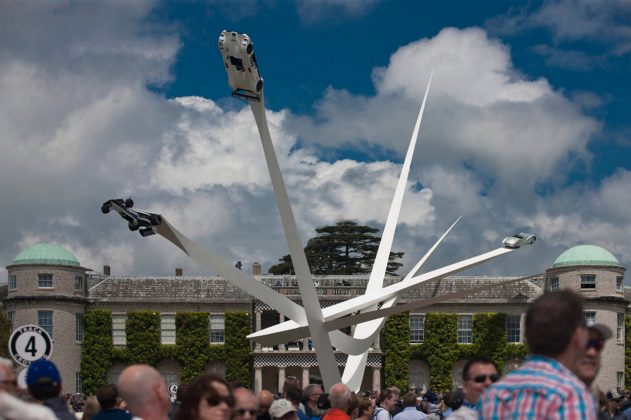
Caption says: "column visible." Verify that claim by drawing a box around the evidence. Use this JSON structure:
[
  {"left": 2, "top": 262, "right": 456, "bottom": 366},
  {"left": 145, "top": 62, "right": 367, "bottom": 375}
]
[
  {"left": 278, "top": 313, "right": 285, "bottom": 350},
  {"left": 373, "top": 332, "right": 380, "bottom": 351},
  {"left": 302, "top": 366, "right": 310, "bottom": 387},
  {"left": 278, "top": 366, "right": 286, "bottom": 393},
  {"left": 254, "top": 367, "right": 262, "bottom": 394},
  {"left": 372, "top": 367, "right": 381, "bottom": 391},
  {"left": 255, "top": 311, "right": 262, "bottom": 350}
]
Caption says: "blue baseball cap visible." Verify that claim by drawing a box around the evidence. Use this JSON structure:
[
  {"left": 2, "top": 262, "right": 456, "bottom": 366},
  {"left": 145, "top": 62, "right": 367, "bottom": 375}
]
[{"left": 26, "top": 359, "right": 61, "bottom": 389}]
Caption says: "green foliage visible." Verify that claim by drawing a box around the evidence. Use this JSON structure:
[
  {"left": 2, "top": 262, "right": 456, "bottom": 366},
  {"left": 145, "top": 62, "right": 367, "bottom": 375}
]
[
  {"left": 470, "top": 313, "right": 507, "bottom": 373},
  {"left": 422, "top": 313, "right": 459, "bottom": 391},
  {"left": 176, "top": 313, "right": 215, "bottom": 382},
  {"left": 0, "top": 312, "right": 11, "bottom": 358},
  {"left": 81, "top": 310, "right": 114, "bottom": 395},
  {"left": 405, "top": 312, "right": 527, "bottom": 391},
  {"left": 383, "top": 312, "right": 411, "bottom": 390},
  {"left": 127, "top": 311, "right": 161, "bottom": 365},
  {"left": 269, "top": 221, "right": 404, "bottom": 275},
  {"left": 225, "top": 312, "right": 251, "bottom": 387},
  {"left": 81, "top": 310, "right": 251, "bottom": 391}
]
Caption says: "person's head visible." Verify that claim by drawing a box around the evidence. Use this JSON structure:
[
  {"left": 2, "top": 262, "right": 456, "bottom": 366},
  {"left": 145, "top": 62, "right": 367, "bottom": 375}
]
[
  {"left": 82, "top": 395, "right": 101, "bottom": 420},
  {"left": 232, "top": 387, "right": 257, "bottom": 420},
  {"left": 257, "top": 389, "right": 274, "bottom": 415},
  {"left": 401, "top": 391, "right": 418, "bottom": 408},
  {"left": 328, "top": 383, "right": 352, "bottom": 411},
  {"left": 379, "top": 388, "right": 398, "bottom": 411},
  {"left": 269, "top": 399, "right": 297, "bottom": 420},
  {"left": 282, "top": 376, "right": 299, "bottom": 395},
  {"left": 461, "top": 357, "right": 500, "bottom": 404},
  {"left": 525, "top": 290, "right": 588, "bottom": 366},
  {"left": 96, "top": 383, "right": 120, "bottom": 410},
  {"left": 577, "top": 321, "right": 612, "bottom": 386},
  {"left": 285, "top": 386, "right": 302, "bottom": 407},
  {"left": 303, "top": 384, "right": 323, "bottom": 407},
  {"left": 356, "top": 399, "right": 374, "bottom": 419},
  {"left": 0, "top": 357, "right": 18, "bottom": 395},
  {"left": 175, "top": 374, "right": 233, "bottom": 420},
  {"left": 26, "top": 358, "right": 62, "bottom": 401},
  {"left": 443, "top": 390, "right": 464, "bottom": 411},
  {"left": 118, "top": 364, "right": 171, "bottom": 420}
]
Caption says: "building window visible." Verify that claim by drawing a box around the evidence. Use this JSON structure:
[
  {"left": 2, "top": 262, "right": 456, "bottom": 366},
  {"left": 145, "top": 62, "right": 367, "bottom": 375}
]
[
  {"left": 617, "top": 313, "right": 624, "bottom": 343},
  {"left": 74, "top": 276, "right": 83, "bottom": 291},
  {"left": 9, "top": 275, "right": 16, "bottom": 290},
  {"left": 584, "top": 311, "right": 596, "bottom": 324},
  {"left": 549, "top": 277, "right": 559, "bottom": 291},
  {"left": 38, "top": 310, "right": 53, "bottom": 339},
  {"left": 7, "top": 311, "right": 15, "bottom": 331},
  {"left": 75, "top": 313, "right": 84, "bottom": 342},
  {"left": 617, "top": 276, "right": 624, "bottom": 292},
  {"left": 409, "top": 314, "right": 425, "bottom": 343},
  {"left": 161, "top": 313, "right": 176, "bottom": 345},
  {"left": 618, "top": 372, "right": 624, "bottom": 388},
  {"left": 209, "top": 314, "right": 225, "bottom": 344},
  {"left": 75, "top": 372, "right": 83, "bottom": 394},
  {"left": 580, "top": 274, "right": 596, "bottom": 289},
  {"left": 38, "top": 273, "right": 53, "bottom": 288},
  {"left": 112, "top": 313, "right": 127, "bottom": 346},
  {"left": 506, "top": 314, "right": 521, "bottom": 343},
  {"left": 457, "top": 315, "right": 473, "bottom": 344}
]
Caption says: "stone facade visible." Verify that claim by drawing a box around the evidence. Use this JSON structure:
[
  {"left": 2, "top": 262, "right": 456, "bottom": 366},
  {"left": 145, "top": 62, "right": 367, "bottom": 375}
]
[{"left": 2, "top": 244, "right": 628, "bottom": 394}]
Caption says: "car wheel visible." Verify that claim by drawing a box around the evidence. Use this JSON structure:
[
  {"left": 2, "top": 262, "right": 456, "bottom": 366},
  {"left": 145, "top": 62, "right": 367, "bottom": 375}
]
[
  {"left": 125, "top": 198, "right": 134, "bottom": 208},
  {"left": 256, "top": 79, "right": 263, "bottom": 92},
  {"left": 101, "top": 204, "right": 111, "bottom": 214},
  {"left": 128, "top": 222, "right": 139, "bottom": 231}
]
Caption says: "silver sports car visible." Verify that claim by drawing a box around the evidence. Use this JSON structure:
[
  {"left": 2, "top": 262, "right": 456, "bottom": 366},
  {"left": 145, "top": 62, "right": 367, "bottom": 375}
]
[{"left": 218, "top": 30, "right": 263, "bottom": 101}]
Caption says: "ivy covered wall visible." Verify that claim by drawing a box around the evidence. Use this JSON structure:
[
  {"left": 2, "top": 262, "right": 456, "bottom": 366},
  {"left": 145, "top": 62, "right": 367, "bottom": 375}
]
[
  {"left": 384, "top": 312, "right": 527, "bottom": 392},
  {"left": 81, "top": 310, "right": 250, "bottom": 395}
]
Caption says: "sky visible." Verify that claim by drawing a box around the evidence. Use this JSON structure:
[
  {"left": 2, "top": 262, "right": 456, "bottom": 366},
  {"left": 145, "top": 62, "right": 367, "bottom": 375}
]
[{"left": 1, "top": 0, "right": 630, "bottom": 282}]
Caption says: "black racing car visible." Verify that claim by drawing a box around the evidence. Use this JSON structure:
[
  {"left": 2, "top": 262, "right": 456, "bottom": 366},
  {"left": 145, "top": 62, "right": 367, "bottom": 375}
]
[{"left": 101, "top": 198, "right": 162, "bottom": 237}]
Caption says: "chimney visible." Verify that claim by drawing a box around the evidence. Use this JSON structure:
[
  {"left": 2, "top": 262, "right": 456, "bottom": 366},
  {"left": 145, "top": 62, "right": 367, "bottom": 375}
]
[
  {"left": 175, "top": 268, "right": 183, "bottom": 277},
  {"left": 103, "top": 265, "right": 111, "bottom": 276},
  {"left": 252, "top": 262, "right": 261, "bottom": 275}
]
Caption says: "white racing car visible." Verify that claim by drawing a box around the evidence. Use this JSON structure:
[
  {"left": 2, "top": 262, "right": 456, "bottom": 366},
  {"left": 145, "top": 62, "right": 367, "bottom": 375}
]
[
  {"left": 218, "top": 30, "right": 263, "bottom": 101},
  {"left": 502, "top": 233, "right": 536, "bottom": 249}
]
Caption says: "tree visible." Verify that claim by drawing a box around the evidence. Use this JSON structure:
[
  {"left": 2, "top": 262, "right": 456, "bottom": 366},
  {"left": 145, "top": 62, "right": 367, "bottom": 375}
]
[{"left": 269, "top": 221, "right": 403, "bottom": 275}]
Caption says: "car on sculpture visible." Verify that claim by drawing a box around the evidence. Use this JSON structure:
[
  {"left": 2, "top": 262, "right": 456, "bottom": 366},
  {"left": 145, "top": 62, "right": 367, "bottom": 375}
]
[
  {"left": 101, "top": 198, "right": 162, "bottom": 237},
  {"left": 502, "top": 233, "right": 536, "bottom": 249},
  {"left": 218, "top": 30, "right": 263, "bottom": 101}
]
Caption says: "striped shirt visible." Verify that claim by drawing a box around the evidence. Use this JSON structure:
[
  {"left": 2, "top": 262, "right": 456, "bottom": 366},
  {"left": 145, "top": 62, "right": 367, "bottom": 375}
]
[{"left": 477, "top": 355, "right": 596, "bottom": 420}]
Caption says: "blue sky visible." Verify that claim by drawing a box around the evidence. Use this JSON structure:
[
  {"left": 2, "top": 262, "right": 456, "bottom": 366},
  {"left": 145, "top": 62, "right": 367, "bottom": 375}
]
[{"left": 0, "top": 0, "right": 630, "bottom": 281}]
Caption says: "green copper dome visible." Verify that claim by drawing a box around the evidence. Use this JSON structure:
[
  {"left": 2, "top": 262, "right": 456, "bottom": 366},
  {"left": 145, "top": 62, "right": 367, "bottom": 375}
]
[
  {"left": 553, "top": 245, "right": 621, "bottom": 268},
  {"left": 13, "top": 243, "right": 80, "bottom": 267}
]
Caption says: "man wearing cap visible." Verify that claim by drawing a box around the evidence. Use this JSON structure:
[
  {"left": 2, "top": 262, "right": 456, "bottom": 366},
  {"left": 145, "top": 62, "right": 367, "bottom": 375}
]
[
  {"left": 577, "top": 320, "right": 612, "bottom": 388},
  {"left": 26, "top": 358, "right": 75, "bottom": 420},
  {"left": 269, "top": 399, "right": 299, "bottom": 420},
  {"left": 0, "top": 357, "right": 58, "bottom": 420}
]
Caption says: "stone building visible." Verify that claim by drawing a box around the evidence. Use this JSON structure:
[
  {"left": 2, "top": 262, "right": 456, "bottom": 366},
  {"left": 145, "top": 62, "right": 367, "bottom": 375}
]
[{"left": 1, "top": 242, "right": 627, "bottom": 393}]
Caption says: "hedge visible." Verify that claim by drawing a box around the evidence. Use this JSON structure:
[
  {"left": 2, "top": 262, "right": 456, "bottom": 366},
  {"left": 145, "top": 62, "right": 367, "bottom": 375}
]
[{"left": 81, "top": 310, "right": 250, "bottom": 395}]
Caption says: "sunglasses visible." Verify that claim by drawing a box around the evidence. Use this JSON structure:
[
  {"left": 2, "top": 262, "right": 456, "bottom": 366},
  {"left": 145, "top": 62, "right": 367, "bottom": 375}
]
[
  {"left": 234, "top": 408, "right": 257, "bottom": 416},
  {"left": 206, "top": 394, "right": 235, "bottom": 408},
  {"left": 468, "top": 373, "right": 501, "bottom": 384},
  {"left": 586, "top": 338, "right": 604, "bottom": 351}
]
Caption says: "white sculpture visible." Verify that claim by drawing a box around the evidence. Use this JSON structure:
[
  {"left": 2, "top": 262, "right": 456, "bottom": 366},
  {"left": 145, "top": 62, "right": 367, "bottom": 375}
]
[{"left": 103, "top": 30, "right": 535, "bottom": 391}]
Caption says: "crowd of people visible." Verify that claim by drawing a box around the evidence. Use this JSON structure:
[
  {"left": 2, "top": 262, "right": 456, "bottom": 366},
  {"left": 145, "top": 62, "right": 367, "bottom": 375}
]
[{"left": 0, "top": 290, "right": 629, "bottom": 419}]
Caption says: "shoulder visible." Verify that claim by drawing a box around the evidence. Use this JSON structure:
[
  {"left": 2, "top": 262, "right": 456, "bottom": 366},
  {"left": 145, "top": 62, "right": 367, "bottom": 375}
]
[{"left": 449, "top": 406, "right": 477, "bottom": 420}]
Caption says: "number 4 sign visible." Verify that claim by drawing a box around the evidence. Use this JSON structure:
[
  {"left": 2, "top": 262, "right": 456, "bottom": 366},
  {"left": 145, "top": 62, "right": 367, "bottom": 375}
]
[{"left": 8, "top": 325, "right": 53, "bottom": 366}]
